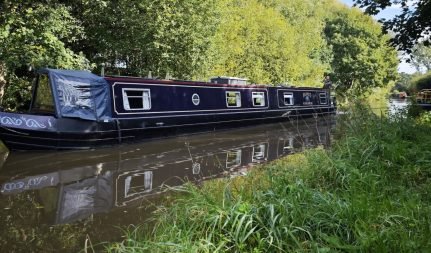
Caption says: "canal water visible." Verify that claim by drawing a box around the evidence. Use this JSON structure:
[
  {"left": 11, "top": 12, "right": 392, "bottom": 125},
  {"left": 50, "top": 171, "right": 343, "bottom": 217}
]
[
  {"left": 0, "top": 116, "right": 335, "bottom": 252},
  {"left": 389, "top": 98, "right": 409, "bottom": 115}
]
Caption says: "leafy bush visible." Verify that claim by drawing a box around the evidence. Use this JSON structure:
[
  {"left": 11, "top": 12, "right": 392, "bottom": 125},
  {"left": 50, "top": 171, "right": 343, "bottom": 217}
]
[
  {"left": 1, "top": 74, "right": 33, "bottom": 112},
  {"left": 411, "top": 71, "right": 431, "bottom": 91}
]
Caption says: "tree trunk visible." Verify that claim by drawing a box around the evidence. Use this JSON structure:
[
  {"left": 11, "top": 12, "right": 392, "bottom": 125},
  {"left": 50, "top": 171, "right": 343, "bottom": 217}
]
[{"left": 0, "top": 62, "right": 6, "bottom": 106}]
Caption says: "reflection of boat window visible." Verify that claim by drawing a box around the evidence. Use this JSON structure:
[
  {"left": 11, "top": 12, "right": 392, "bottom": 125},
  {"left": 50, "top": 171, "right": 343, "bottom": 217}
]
[
  {"left": 283, "top": 138, "right": 294, "bottom": 151},
  {"left": 304, "top": 137, "right": 314, "bottom": 148},
  {"left": 319, "top": 93, "right": 327, "bottom": 104},
  {"left": 124, "top": 171, "right": 153, "bottom": 198},
  {"left": 192, "top": 163, "right": 201, "bottom": 175},
  {"left": 226, "top": 150, "right": 241, "bottom": 168},
  {"left": 252, "top": 144, "right": 267, "bottom": 162}
]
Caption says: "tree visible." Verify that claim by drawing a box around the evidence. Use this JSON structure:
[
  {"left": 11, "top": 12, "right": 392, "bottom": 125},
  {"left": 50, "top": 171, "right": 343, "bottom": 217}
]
[
  {"left": 352, "top": 0, "right": 431, "bottom": 53},
  {"left": 205, "top": 0, "right": 331, "bottom": 86},
  {"left": 77, "top": 0, "right": 219, "bottom": 79},
  {"left": 410, "top": 71, "right": 431, "bottom": 91},
  {"left": 391, "top": 72, "right": 415, "bottom": 93},
  {"left": 259, "top": 0, "right": 333, "bottom": 86},
  {"left": 411, "top": 43, "right": 431, "bottom": 72},
  {"left": 324, "top": 6, "right": 399, "bottom": 96},
  {"left": 206, "top": 0, "right": 295, "bottom": 84},
  {"left": 0, "top": 0, "right": 90, "bottom": 110}
]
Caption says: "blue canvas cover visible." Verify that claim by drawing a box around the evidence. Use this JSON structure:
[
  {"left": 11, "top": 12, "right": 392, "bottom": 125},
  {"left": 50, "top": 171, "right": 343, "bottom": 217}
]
[{"left": 39, "top": 69, "right": 111, "bottom": 121}]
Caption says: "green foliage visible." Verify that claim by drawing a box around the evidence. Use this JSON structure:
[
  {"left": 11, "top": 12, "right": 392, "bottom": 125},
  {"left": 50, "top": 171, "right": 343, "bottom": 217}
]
[
  {"left": 392, "top": 72, "right": 414, "bottom": 93},
  {"left": 107, "top": 104, "right": 431, "bottom": 252},
  {"left": 79, "top": 0, "right": 219, "bottom": 79},
  {"left": 1, "top": 75, "right": 33, "bottom": 111},
  {"left": 365, "top": 85, "right": 392, "bottom": 112},
  {"left": 324, "top": 6, "right": 399, "bottom": 97},
  {"left": 410, "top": 71, "right": 431, "bottom": 91},
  {"left": 0, "top": 2, "right": 88, "bottom": 70},
  {"left": 390, "top": 72, "right": 427, "bottom": 95},
  {"left": 263, "top": 0, "right": 334, "bottom": 85},
  {"left": 0, "top": 0, "right": 91, "bottom": 110},
  {"left": 206, "top": 0, "right": 331, "bottom": 85},
  {"left": 206, "top": 0, "right": 295, "bottom": 84},
  {"left": 0, "top": 0, "right": 400, "bottom": 109},
  {"left": 352, "top": 0, "right": 431, "bottom": 54},
  {"left": 411, "top": 43, "right": 431, "bottom": 72},
  {"left": 416, "top": 111, "right": 431, "bottom": 125}
]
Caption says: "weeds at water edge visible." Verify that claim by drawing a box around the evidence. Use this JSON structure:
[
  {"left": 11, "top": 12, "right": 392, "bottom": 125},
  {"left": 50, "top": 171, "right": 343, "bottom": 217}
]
[{"left": 107, "top": 104, "right": 431, "bottom": 252}]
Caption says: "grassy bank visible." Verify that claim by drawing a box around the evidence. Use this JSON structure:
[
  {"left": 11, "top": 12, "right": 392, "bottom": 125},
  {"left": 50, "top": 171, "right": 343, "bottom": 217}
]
[{"left": 107, "top": 106, "right": 431, "bottom": 252}]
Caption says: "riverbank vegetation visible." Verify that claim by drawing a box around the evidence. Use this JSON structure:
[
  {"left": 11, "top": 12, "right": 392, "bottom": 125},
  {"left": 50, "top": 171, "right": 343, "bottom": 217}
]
[
  {"left": 107, "top": 105, "right": 431, "bottom": 252},
  {"left": 1, "top": 0, "right": 398, "bottom": 110},
  {"left": 391, "top": 42, "right": 431, "bottom": 97},
  {"left": 391, "top": 70, "right": 431, "bottom": 98},
  {"left": 410, "top": 71, "right": 431, "bottom": 92}
]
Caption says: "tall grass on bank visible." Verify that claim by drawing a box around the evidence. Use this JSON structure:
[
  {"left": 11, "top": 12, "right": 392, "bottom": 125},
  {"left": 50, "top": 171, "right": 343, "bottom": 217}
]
[{"left": 107, "top": 105, "right": 431, "bottom": 252}]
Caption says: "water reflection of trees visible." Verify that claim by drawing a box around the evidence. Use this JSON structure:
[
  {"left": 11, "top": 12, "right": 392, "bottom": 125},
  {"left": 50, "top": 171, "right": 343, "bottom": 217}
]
[{"left": 0, "top": 190, "right": 90, "bottom": 252}]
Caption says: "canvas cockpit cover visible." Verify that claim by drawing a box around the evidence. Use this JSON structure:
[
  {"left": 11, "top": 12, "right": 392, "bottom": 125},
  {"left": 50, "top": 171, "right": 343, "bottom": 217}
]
[{"left": 39, "top": 68, "right": 111, "bottom": 121}]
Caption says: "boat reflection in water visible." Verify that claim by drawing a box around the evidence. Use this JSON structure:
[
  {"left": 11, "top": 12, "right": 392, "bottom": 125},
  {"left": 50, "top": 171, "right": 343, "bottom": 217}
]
[{"left": 0, "top": 116, "right": 334, "bottom": 226}]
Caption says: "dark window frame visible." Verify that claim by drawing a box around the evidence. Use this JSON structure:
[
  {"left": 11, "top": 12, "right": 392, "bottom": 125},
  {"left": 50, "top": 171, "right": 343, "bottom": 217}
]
[
  {"left": 252, "top": 92, "right": 265, "bottom": 107},
  {"left": 122, "top": 88, "right": 151, "bottom": 111},
  {"left": 30, "top": 74, "right": 56, "bottom": 115},
  {"left": 283, "top": 92, "right": 294, "bottom": 106}
]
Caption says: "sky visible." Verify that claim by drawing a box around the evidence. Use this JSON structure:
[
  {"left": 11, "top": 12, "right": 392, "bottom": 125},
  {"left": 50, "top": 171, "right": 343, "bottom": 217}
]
[{"left": 340, "top": 0, "right": 417, "bottom": 73}]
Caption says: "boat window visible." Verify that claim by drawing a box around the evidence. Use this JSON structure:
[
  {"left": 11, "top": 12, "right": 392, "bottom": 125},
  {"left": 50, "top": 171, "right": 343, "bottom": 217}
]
[
  {"left": 226, "top": 91, "right": 241, "bottom": 107},
  {"left": 283, "top": 92, "right": 294, "bottom": 105},
  {"left": 319, "top": 93, "right": 327, "bottom": 104},
  {"left": 252, "top": 92, "right": 265, "bottom": 107},
  {"left": 31, "top": 74, "right": 55, "bottom": 114},
  {"left": 122, "top": 88, "right": 151, "bottom": 110}
]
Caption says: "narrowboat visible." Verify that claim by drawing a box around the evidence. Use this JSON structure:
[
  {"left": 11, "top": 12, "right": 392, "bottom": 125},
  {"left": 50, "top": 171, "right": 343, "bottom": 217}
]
[
  {"left": 0, "top": 69, "right": 336, "bottom": 150},
  {"left": 416, "top": 89, "right": 431, "bottom": 110}
]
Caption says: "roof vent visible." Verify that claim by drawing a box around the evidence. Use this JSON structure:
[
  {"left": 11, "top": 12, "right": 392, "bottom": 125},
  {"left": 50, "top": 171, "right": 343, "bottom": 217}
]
[{"left": 210, "top": 76, "right": 248, "bottom": 85}]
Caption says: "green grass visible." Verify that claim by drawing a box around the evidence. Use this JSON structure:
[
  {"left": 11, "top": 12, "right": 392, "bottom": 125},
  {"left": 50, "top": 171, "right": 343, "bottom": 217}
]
[{"left": 106, "top": 105, "right": 431, "bottom": 252}]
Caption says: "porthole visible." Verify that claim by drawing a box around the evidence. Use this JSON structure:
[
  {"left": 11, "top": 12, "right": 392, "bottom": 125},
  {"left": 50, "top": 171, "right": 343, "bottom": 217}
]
[{"left": 192, "top": 93, "right": 200, "bottom": 105}]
